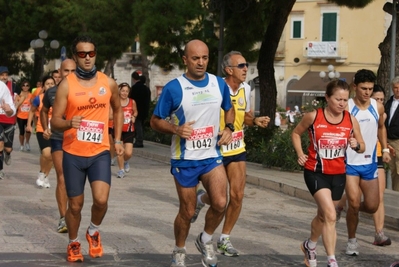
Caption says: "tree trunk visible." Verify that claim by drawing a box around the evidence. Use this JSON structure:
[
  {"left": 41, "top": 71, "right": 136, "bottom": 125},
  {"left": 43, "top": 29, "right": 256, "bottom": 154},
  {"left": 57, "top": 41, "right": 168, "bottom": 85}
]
[
  {"left": 103, "top": 57, "right": 117, "bottom": 78},
  {"left": 141, "top": 47, "right": 151, "bottom": 87},
  {"left": 377, "top": 17, "right": 399, "bottom": 95},
  {"left": 258, "top": 0, "right": 296, "bottom": 126}
]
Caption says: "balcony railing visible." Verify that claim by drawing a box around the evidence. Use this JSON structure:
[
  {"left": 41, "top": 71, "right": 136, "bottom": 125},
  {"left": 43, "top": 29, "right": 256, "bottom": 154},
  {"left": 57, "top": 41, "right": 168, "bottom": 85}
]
[{"left": 303, "top": 41, "right": 348, "bottom": 61}]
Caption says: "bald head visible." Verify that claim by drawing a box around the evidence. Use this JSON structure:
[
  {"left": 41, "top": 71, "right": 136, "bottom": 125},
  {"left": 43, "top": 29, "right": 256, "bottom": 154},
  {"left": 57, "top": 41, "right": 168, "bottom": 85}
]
[
  {"left": 182, "top": 39, "right": 209, "bottom": 80},
  {"left": 60, "top": 59, "right": 76, "bottom": 80},
  {"left": 184, "top": 39, "right": 208, "bottom": 57}
]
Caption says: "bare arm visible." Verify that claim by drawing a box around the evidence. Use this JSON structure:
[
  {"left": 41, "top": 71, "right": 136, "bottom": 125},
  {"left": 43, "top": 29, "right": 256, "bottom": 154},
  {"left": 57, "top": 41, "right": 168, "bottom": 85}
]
[
  {"left": 350, "top": 114, "right": 366, "bottom": 153},
  {"left": 26, "top": 105, "right": 37, "bottom": 133},
  {"left": 51, "top": 79, "right": 72, "bottom": 132},
  {"left": 109, "top": 77, "right": 124, "bottom": 155},
  {"left": 377, "top": 102, "right": 390, "bottom": 162},
  {"left": 218, "top": 106, "right": 235, "bottom": 145},
  {"left": 244, "top": 111, "right": 270, "bottom": 128},
  {"left": 40, "top": 105, "right": 49, "bottom": 132},
  {"left": 14, "top": 95, "right": 25, "bottom": 109},
  {"left": 150, "top": 114, "right": 194, "bottom": 139},
  {"left": 291, "top": 110, "right": 316, "bottom": 166}
]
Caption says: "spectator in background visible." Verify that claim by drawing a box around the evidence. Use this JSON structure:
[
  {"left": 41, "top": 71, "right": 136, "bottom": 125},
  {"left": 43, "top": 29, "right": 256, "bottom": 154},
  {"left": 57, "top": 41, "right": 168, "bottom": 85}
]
[
  {"left": 128, "top": 71, "right": 151, "bottom": 148},
  {"left": 385, "top": 76, "right": 399, "bottom": 191},
  {"left": 275, "top": 110, "right": 281, "bottom": 127},
  {"left": 0, "top": 66, "right": 19, "bottom": 95},
  {"left": 14, "top": 80, "right": 32, "bottom": 151},
  {"left": 0, "top": 66, "right": 18, "bottom": 171}
]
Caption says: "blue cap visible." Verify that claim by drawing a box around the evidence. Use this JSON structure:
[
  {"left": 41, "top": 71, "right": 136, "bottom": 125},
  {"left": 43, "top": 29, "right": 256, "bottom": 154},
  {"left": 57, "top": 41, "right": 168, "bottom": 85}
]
[{"left": 0, "top": 66, "right": 9, "bottom": 74}]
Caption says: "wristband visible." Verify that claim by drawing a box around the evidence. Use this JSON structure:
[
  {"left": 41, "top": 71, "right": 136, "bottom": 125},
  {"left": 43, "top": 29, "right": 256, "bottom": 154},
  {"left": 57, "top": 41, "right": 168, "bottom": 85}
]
[
  {"left": 114, "top": 140, "right": 122, "bottom": 145},
  {"left": 252, "top": 117, "right": 257, "bottom": 125},
  {"left": 382, "top": 148, "right": 390, "bottom": 153}
]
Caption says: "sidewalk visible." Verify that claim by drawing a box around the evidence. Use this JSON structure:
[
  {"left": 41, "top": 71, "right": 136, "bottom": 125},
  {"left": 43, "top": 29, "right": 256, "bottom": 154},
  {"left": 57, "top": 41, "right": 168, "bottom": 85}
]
[
  {"left": 1, "top": 136, "right": 399, "bottom": 266},
  {"left": 135, "top": 141, "right": 399, "bottom": 231}
]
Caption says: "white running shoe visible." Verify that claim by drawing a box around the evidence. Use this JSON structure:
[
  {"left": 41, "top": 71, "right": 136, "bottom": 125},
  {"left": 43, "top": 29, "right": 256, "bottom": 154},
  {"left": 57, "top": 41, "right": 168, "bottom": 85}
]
[
  {"left": 170, "top": 248, "right": 186, "bottom": 267},
  {"left": 20, "top": 146, "right": 24, "bottom": 152},
  {"left": 36, "top": 172, "right": 45, "bottom": 187},
  {"left": 43, "top": 177, "right": 50, "bottom": 188},
  {"left": 117, "top": 170, "right": 125, "bottom": 178},
  {"left": 195, "top": 233, "right": 218, "bottom": 267},
  {"left": 346, "top": 240, "right": 359, "bottom": 256},
  {"left": 25, "top": 143, "right": 31, "bottom": 152},
  {"left": 124, "top": 161, "right": 130, "bottom": 173}
]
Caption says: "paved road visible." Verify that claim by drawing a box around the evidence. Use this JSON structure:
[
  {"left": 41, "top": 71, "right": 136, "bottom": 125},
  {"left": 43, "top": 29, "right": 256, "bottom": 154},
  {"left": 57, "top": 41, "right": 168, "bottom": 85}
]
[{"left": 0, "top": 138, "right": 398, "bottom": 266}]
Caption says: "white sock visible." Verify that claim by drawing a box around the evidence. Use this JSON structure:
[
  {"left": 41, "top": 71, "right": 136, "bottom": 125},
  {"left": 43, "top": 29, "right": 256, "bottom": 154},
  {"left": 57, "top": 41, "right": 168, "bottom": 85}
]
[
  {"left": 220, "top": 234, "right": 230, "bottom": 241},
  {"left": 348, "top": 238, "right": 357, "bottom": 244},
  {"left": 88, "top": 221, "right": 100, "bottom": 236},
  {"left": 327, "top": 255, "right": 336, "bottom": 262},
  {"left": 201, "top": 231, "right": 213, "bottom": 244},
  {"left": 173, "top": 246, "right": 186, "bottom": 252},
  {"left": 307, "top": 239, "right": 317, "bottom": 250},
  {"left": 69, "top": 237, "right": 79, "bottom": 244}
]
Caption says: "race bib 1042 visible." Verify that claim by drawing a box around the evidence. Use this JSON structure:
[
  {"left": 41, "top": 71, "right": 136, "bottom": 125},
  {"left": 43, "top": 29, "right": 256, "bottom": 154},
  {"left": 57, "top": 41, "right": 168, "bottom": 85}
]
[{"left": 186, "top": 125, "right": 214, "bottom": 150}]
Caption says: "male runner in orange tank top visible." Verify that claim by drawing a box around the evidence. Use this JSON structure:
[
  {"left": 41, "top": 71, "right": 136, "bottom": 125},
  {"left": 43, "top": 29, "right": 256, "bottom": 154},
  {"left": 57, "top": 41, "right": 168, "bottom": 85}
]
[{"left": 51, "top": 36, "right": 124, "bottom": 262}]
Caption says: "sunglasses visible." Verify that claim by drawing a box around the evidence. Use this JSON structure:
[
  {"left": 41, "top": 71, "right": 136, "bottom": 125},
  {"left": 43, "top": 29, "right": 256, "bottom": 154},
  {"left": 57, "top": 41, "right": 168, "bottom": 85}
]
[
  {"left": 76, "top": 51, "right": 96, "bottom": 58},
  {"left": 230, "top": 63, "right": 248, "bottom": 69}
]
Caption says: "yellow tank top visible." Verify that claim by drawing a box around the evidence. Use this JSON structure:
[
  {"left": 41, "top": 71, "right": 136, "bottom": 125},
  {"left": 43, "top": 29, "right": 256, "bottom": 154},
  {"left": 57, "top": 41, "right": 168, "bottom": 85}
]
[{"left": 220, "top": 87, "right": 247, "bottom": 157}]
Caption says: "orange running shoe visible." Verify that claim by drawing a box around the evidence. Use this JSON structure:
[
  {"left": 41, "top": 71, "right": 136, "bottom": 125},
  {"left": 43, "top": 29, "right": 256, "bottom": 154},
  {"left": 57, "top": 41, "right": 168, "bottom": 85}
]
[
  {"left": 86, "top": 229, "right": 103, "bottom": 258},
  {"left": 67, "top": 241, "right": 84, "bottom": 262}
]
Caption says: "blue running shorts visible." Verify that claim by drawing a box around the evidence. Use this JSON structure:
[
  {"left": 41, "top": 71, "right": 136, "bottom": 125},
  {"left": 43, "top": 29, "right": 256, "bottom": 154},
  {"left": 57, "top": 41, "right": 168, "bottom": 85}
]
[
  {"left": 171, "top": 158, "right": 223, "bottom": 187},
  {"left": 50, "top": 139, "right": 63, "bottom": 153},
  {"left": 63, "top": 150, "right": 111, "bottom": 197},
  {"left": 222, "top": 151, "right": 246, "bottom": 166},
  {"left": 346, "top": 163, "right": 378, "bottom": 180}
]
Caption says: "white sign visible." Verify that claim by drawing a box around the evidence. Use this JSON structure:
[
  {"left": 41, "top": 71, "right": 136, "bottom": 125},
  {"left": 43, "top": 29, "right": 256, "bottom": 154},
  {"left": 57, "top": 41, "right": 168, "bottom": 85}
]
[{"left": 306, "top": 42, "right": 337, "bottom": 58}]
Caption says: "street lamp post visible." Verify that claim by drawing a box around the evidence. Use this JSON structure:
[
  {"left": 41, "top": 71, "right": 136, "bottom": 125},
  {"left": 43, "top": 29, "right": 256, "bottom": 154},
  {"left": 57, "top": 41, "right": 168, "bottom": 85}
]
[
  {"left": 30, "top": 30, "right": 59, "bottom": 83},
  {"left": 319, "top": 64, "right": 340, "bottom": 81}
]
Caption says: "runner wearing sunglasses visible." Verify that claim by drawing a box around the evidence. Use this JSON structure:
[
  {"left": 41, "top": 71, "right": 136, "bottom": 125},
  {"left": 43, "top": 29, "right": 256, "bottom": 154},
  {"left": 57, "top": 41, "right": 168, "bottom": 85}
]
[{"left": 51, "top": 35, "right": 124, "bottom": 262}]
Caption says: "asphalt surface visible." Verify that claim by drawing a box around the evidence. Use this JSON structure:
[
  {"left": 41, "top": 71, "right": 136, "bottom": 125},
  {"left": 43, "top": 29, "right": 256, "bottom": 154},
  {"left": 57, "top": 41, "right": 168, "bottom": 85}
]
[{"left": 0, "top": 138, "right": 398, "bottom": 266}]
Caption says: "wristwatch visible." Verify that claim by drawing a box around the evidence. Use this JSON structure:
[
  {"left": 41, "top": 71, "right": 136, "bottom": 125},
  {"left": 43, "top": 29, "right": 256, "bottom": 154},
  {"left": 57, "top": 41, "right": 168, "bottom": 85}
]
[
  {"left": 354, "top": 143, "right": 360, "bottom": 152},
  {"left": 225, "top": 123, "right": 235, "bottom": 132}
]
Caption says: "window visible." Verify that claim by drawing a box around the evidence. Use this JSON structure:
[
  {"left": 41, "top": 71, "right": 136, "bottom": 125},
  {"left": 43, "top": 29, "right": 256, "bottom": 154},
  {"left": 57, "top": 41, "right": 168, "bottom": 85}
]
[
  {"left": 291, "top": 15, "right": 304, "bottom": 39},
  {"left": 322, "top": 12, "right": 337, "bottom": 41}
]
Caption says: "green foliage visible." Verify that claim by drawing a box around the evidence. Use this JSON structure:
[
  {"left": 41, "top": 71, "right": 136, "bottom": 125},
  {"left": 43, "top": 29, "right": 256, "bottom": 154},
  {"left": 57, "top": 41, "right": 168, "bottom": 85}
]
[
  {"left": 327, "top": 0, "right": 374, "bottom": 8},
  {"left": 144, "top": 100, "right": 172, "bottom": 145},
  {"left": 301, "top": 99, "right": 326, "bottom": 113},
  {"left": 244, "top": 122, "right": 308, "bottom": 172},
  {"left": 0, "top": 0, "right": 136, "bottom": 83},
  {"left": 260, "top": 124, "right": 309, "bottom": 171},
  {"left": 133, "top": 0, "right": 206, "bottom": 70}
]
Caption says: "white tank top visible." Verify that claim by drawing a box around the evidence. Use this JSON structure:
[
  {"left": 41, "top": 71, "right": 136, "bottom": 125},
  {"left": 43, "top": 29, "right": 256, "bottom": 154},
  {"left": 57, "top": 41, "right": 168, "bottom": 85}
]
[
  {"left": 170, "top": 74, "right": 223, "bottom": 161},
  {"left": 346, "top": 98, "right": 378, "bottom": 165}
]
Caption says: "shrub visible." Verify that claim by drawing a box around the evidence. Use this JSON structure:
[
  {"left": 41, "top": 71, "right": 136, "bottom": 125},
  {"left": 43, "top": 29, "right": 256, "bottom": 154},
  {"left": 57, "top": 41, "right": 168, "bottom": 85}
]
[
  {"left": 245, "top": 119, "right": 310, "bottom": 172},
  {"left": 144, "top": 102, "right": 310, "bottom": 172}
]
